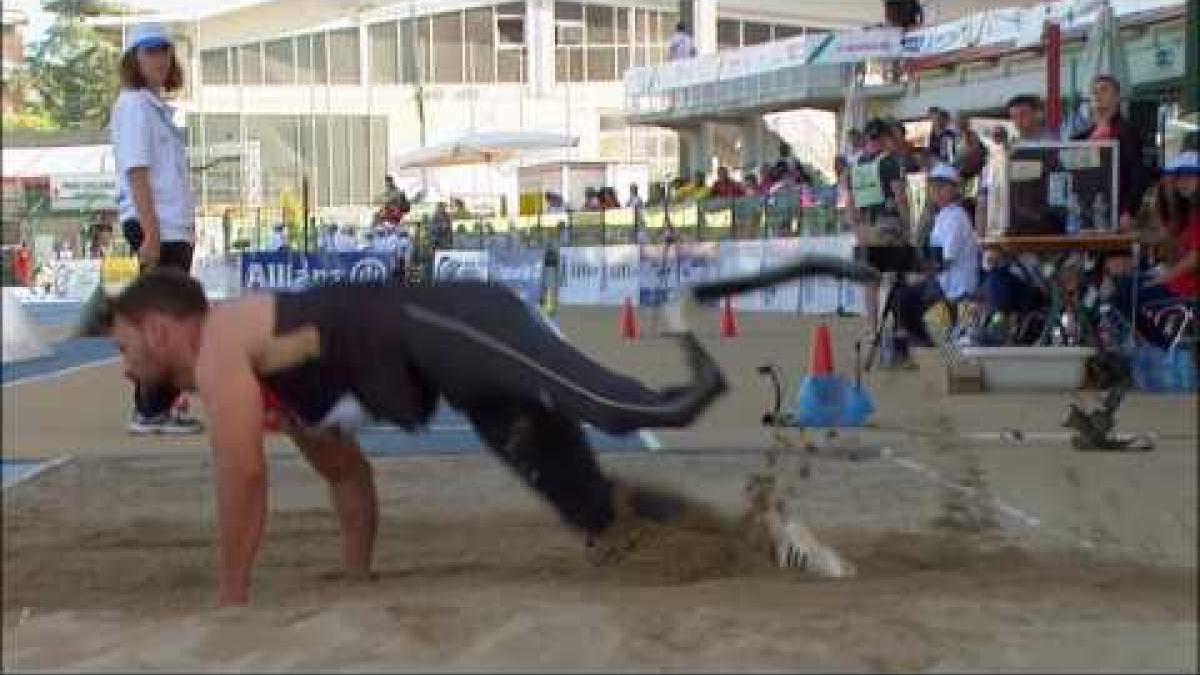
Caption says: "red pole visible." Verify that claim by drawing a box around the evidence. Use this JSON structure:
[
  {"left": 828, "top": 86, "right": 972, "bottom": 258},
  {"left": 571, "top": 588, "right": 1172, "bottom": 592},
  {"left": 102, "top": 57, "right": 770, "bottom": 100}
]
[{"left": 1045, "top": 21, "right": 1062, "bottom": 131}]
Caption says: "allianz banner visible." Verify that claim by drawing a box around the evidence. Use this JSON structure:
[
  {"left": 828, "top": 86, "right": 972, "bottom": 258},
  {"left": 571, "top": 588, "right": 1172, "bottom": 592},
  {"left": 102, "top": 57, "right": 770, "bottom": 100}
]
[
  {"left": 241, "top": 251, "right": 394, "bottom": 291},
  {"left": 558, "top": 244, "right": 639, "bottom": 306}
]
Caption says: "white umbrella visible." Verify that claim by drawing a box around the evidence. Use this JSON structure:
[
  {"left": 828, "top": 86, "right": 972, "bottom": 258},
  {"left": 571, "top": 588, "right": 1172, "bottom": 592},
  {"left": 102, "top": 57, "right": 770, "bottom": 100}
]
[
  {"left": 1074, "top": 0, "right": 1132, "bottom": 127},
  {"left": 391, "top": 131, "right": 579, "bottom": 170}
]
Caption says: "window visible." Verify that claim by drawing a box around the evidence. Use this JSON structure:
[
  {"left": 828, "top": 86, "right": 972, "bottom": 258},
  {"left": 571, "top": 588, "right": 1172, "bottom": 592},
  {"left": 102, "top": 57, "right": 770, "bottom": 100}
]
[
  {"left": 239, "top": 43, "right": 263, "bottom": 85},
  {"left": 774, "top": 25, "right": 806, "bottom": 40},
  {"left": 431, "top": 12, "right": 463, "bottom": 83},
  {"left": 585, "top": 4, "right": 614, "bottom": 44},
  {"left": 328, "top": 28, "right": 360, "bottom": 85},
  {"left": 464, "top": 7, "right": 495, "bottom": 83},
  {"left": 201, "top": 48, "right": 229, "bottom": 85},
  {"left": 264, "top": 38, "right": 295, "bottom": 85},
  {"left": 297, "top": 35, "right": 314, "bottom": 84},
  {"left": 717, "top": 19, "right": 740, "bottom": 50},
  {"left": 312, "top": 33, "right": 328, "bottom": 84},
  {"left": 497, "top": 2, "right": 525, "bottom": 45},
  {"left": 369, "top": 22, "right": 399, "bottom": 84},
  {"left": 399, "top": 18, "right": 428, "bottom": 83},
  {"left": 743, "top": 22, "right": 771, "bottom": 46},
  {"left": 496, "top": 1, "right": 525, "bottom": 83}
]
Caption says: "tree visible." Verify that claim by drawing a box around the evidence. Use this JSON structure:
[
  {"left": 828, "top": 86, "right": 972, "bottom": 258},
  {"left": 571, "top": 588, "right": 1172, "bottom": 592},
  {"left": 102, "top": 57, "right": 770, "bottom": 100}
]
[{"left": 23, "top": 18, "right": 121, "bottom": 130}]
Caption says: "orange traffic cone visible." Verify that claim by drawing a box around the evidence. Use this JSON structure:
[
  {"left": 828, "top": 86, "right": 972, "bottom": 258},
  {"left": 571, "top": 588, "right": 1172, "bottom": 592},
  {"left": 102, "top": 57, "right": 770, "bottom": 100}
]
[
  {"left": 719, "top": 296, "right": 738, "bottom": 339},
  {"left": 810, "top": 324, "right": 834, "bottom": 376},
  {"left": 620, "top": 297, "right": 640, "bottom": 340}
]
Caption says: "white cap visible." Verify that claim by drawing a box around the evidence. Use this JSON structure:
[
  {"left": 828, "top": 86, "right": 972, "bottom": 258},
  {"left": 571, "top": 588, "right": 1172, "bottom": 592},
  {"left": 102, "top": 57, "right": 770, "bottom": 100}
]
[
  {"left": 927, "top": 163, "right": 961, "bottom": 185},
  {"left": 1164, "top": 150, "right": 1199, "bottom": 177},
  {"left": 125, "top": 22, "right": 173, "bottom": 53}
]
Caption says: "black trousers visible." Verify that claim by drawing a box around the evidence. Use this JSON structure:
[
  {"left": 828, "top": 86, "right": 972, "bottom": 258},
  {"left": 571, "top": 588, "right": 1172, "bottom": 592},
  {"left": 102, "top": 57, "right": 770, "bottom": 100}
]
[
  {"left": 372, "top": 283, "right": 726, "bottom": 535},
  {"left": 123, "top": 218, "right": 194, "bottom": 417}
]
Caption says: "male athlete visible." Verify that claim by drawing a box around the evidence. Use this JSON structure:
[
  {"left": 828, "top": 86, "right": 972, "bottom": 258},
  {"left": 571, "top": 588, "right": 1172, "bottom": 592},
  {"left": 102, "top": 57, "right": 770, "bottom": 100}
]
[{"left": 92, "top": 257, "right": 878, "bottom": 606}]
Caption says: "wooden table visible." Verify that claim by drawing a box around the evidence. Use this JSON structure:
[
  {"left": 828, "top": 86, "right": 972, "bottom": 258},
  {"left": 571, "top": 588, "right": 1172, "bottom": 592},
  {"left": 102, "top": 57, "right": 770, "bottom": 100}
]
[
  {"left": 980, "top": 232, "right": 1137, "bottom": 254},
  {"left": 981, "top": 232, "right": 1142, "bottom": 348}
]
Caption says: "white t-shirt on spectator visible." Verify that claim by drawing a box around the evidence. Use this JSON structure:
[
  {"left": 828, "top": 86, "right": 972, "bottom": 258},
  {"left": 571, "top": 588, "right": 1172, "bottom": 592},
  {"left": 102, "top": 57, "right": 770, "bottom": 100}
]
[
  {"left": 110, "top": 88, "right": 195, "bottom": 243},
  {"left": 929, "top": 202, "right": 979, "bottom": 301},
  {"left": 667, "top": 31, "right": 696, "bottom": 60}
]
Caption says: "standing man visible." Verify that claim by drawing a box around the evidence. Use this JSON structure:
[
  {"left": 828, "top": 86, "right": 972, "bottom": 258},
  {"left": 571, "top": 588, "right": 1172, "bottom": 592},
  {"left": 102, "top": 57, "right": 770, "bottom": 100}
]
[
  {"left": 849, "top": 117, "right": 912, "bottom": 335},
  {"left": 667, "top": 22, "right": 697, "bottom": 61},
  {"left": 110, "top": 22, "right": 202, "bottom": 434},
  {"left": 1072, "top": 75, "right": 1147, "bottom": 232},
  {"left": 926, "top": 107, "right": 957, "bottom": 164},
  {"left": 1006, "top": 94, "right": 1056, "bottom": 142}
]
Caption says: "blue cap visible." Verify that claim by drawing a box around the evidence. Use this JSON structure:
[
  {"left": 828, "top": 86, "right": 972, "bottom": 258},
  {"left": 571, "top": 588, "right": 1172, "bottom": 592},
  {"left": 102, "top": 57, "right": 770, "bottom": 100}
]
[{"left": 125, "top": 22, "right": 173, "bottom": 53}]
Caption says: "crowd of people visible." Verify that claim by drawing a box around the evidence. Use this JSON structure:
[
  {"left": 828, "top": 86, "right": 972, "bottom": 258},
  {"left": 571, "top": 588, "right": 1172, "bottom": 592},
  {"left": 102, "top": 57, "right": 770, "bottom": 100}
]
[{"left": 839, "top": 74, "right": 1198, "bottom": 361}]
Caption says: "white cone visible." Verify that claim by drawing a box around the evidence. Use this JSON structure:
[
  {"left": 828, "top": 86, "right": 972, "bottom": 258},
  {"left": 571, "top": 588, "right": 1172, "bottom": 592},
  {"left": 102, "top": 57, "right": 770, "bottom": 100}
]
[{"left": 2, "top": 288, "right": 52, "bottom": 364}]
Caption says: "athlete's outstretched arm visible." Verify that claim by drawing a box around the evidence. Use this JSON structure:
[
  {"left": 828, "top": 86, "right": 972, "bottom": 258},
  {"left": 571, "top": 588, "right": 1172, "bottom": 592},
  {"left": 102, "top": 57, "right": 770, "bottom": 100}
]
[
  {"left": 286, "top": 427, "right": 378, "bottom": 580},
  {"left": 195, "top": 322, "right": 270, "bottom": 607}
]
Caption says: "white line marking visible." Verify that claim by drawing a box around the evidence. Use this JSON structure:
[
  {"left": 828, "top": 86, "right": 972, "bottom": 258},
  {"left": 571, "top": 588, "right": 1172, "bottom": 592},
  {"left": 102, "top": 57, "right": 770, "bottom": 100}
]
[
  {"left": 881, "top": 449, "right": 1043, "bottom": 529},
  {"left": 2, "top": 356, "right": 120, "bottom": 389},
  {"left": 2, "top": 454, "right": 74, "bottom": 490},
  {"left": 961, "top": 430, "right": 1162, "bottom": 445},
  {"left": 638, "top": 430, "right": 663, "bottom": 452}
]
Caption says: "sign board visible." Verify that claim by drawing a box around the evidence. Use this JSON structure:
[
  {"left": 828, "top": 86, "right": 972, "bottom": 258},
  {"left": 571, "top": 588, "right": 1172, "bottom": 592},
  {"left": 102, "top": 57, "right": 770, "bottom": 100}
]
[
  {"left": 50, "top": 174, "right": 117, "bottom": 211},
  {"left": 241, "top": 251, "right": 393, "bottom": 291}
]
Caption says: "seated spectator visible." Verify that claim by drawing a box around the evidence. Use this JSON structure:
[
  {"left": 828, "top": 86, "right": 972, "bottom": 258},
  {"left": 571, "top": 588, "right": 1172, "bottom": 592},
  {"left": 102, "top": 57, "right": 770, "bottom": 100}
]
[
  {"left": 709, "top": 166, "right": 745, "bottom": 200},
  {"left": 1109, "top": 151, "right": 1199, "bottom": 349},
  {"left": 584, "top": 187, "right": 602, "bottom": 210},
  {"left": 954, "top": 112, "right": 989, "bottom": 191},
  {"left": 599, "top": 187, "right": 621, "bottom": 209},
  {"left": 893, "top": 164, "right": 981, "bottom": 347}
]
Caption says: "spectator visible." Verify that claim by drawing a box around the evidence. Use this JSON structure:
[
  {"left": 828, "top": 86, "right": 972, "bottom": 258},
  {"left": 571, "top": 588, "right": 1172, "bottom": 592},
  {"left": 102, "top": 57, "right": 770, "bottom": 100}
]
[
  {"left": 584, "top": 187, "right": 602, "bottom": 210},
  {"left": 926, "top": 107, "right": 957, "bottom": 163},
  {"left": 267, "top": 222, "right": 288, "bottom": 251},
  {"left": 382, "top": 175, "right": 405, "bottom": 209},
  {"left": 430, "top": 203, "right": 453, "bottom": 248},
  {"left": 953, "top": 112, "right": 989, "bottom": 189},
  {"left": 849, "top": 117, "right": 913, "bottom": 333},
  {"left": 1109, "top": 150, "right": 1199, "bottom": 349},
  {"left": 1006, "top": 94, "right": 1057, "bottom": 142},
  {"left": 627, "top": 184, "right": 647, "bottom": 243},
  {"left": 667, "top": 22, "right": 697, "bottom": 61},
  {"left": 319, "top": 222, "right": 339, "bottom": 251},
  {"left": 893, "top": 163, "right": 980, "bottom": 347},
  {"left": 885, "top": 118, "right": 921, "bottom": 174},
  {"left": 709, "top": 166, "right": 744, "bottom": 200},
  {"left": 1071, "top": 75, "right": 1147, "bottom": 231},
  {"left": 336, "top": 225, "right": 358, "bottom": 252},
  {"left": 599, "top": 187, "right": 620, "bottom": 209}
]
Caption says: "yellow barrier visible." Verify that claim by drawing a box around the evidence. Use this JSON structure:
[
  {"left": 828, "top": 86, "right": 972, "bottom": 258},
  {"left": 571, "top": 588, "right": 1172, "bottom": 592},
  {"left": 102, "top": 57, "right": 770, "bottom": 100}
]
[{"left": 101, "top": 256, "right": 139, "bottom": 287}]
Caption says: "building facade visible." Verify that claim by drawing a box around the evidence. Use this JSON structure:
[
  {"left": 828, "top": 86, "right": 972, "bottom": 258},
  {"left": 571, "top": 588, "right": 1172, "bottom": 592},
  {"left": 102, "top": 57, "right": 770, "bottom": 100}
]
[{"left": 169, "top": 0, "right": 825, "bottom": 217}]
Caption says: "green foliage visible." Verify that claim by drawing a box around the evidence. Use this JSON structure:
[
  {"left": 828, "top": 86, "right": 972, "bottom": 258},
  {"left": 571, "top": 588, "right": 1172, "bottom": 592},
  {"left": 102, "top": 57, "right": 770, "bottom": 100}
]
[{"left": 23, "top": 19, "right": 121, "bottom": 130}]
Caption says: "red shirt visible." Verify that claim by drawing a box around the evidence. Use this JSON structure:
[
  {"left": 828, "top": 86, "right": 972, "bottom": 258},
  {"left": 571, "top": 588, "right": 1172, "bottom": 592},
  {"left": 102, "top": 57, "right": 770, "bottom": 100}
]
[{"left": 1166, "top": 214, "right": 1200, "bottom": 298}]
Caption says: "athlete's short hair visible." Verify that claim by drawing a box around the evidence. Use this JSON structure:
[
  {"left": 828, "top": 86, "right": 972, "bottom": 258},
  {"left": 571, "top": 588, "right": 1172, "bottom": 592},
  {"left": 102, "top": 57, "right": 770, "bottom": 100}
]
[{"left": 94, "top": 269, "right": 209, "bottom": 332}]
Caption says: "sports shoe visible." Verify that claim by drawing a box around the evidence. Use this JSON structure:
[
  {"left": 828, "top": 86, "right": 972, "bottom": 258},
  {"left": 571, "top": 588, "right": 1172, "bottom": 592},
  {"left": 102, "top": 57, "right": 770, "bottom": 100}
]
[{"left": 128, "top": 412, "right": 204, "bottom": 435}]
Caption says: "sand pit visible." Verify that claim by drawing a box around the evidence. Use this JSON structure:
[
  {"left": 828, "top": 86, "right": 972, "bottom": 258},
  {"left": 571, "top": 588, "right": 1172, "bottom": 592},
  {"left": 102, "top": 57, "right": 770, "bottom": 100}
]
[{"left": 3, "top": 452, "right": 1195, "bottom": 672}]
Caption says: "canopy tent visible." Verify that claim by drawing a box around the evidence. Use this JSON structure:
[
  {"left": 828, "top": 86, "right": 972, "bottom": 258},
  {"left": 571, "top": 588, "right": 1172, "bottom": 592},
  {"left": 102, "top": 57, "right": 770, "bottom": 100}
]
[{"left": 391, "top": 132, "right": 579, "bottom": 171}]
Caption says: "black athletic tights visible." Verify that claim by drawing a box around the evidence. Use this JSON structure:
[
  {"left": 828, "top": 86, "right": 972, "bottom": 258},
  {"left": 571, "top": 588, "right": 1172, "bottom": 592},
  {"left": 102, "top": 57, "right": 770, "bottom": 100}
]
[{"left": 123, "top": 218, "right": 194, "bottom": 418}]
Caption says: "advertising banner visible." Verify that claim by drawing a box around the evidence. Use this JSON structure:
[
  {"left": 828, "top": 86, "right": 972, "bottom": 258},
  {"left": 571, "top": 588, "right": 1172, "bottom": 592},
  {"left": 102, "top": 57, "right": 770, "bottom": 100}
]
[
  {"left": 558, "top": 245, "right": 639, "bottom": 306},
  {"left": 432, "top": 250, "right": 490, "bottom": 282},
  {"left": 487, "top": 247, "right": 544, "bottom": 306},
  {"left": 241, "top": 251, "right": 394, "bottom": 291}
]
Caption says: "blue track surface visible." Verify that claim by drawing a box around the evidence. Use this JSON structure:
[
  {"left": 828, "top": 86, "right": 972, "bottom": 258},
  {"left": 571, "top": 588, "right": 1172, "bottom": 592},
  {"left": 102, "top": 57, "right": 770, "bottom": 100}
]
[
  {"left": 5, "top": 302, "right": 650, "bottom": 454},
  {"left": 2, "top": 460, "right": 46, "bottom": 488},
  {"left": 357, "top": 408, "right": 648, "bottom": 456},
  {"left": 2, "top": 337, "right": 117, "bottom": 384}
]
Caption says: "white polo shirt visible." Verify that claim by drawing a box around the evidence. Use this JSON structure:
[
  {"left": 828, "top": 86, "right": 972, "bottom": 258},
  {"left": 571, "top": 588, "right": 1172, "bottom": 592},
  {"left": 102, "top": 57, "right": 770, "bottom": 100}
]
[
  {"left": 929, "top": 202, "right": 980, "bottom": 301},
  {"left": 111, "top": 88, "right": 195, "bottom": 243}
]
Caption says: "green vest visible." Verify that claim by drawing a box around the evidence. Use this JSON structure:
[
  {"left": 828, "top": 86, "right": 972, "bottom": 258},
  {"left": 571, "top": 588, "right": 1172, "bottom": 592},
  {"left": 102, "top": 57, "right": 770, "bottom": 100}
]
[{"left": 851, "top": 157, "right": 885, "bottom": 209}]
